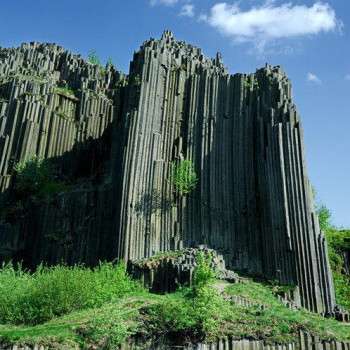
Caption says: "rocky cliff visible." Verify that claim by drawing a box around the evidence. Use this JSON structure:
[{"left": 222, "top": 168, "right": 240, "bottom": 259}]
[{"left": 0, "top": 31, "right": 337, "bottom": 316}]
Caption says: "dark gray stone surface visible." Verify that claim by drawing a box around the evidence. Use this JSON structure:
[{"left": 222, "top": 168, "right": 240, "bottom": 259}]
[{"left": 2, "top": 332, "right": 350, "bottom": 349}]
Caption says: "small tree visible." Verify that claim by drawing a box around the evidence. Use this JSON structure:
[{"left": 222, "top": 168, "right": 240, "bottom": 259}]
[
  {"left": 317, "top": 204, "right": 332, "bottom": 232},
  {"left": 171, "top": 159, "right": 198, "bottom": 195},
  {"left": 192, "top": 252, "right": 215, "bottom": 291},
  {"left": 87, "top": 50, "right": 101, "bottom": 66}
]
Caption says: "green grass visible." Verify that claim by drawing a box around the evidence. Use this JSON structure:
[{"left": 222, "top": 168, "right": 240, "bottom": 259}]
[
  {"left": 0, "top": 295, "right": 158, "bottom": 349},
  {"left": 225, "top": 278, "right": 350, "bottom": 343},
  {"left": 0, "top": 262, "right": 141, "bottom": 325},
  {"left": 0, "top": 257, "right": 349, "bottom": 349}
]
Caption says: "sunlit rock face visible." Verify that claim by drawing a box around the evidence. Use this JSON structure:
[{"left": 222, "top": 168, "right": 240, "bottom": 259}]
[{"left": 0, "top": 32, "right": 336, "bottom": 314}]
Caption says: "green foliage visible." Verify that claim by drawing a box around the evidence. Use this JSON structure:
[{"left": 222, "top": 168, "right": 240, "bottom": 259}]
[
  {"left": 171, "top": 159, "right": 198, "bottom": 195},
  {"left": 144, "top": 294, "right": 198, "bottom": 337},
  {"left": 317, "top": 204, "right": 332, "bottom": 231},
  {"left": 87, "top": 50, "right": 101, "bottom": 66},
  {"left": 13, "top": 156, "right": 66, "bottom": 198},
  {"left": 1, "top": 270, "right": 350, "bottom": 347},
  {"left": 225, "top": 279, "right": 350, "bottom": 343},
  {"left": 0, "top": 297, "right": 149, "bottom": 349},
  {"left": 314, "top": 201, "right": 350, "bottom": 311},
  {"left": 144, "top": 253, "right": 224, "bottom": 340},
  {"left": 79, "top": 303, "right": 140, "bottom": 349},
  {"left": 144, "top": 270, "right": 350, "bottom": 344},
  {"left": 54, "top": 86, "right": 76, "bottom": 98},
  {"left": 332, "top": 271, "right": 350, "bottom": 311},
  {"left": 14, "top": 156, "right": 51, "bottom": 195},
  {"left": 192, "top": 252, "right": 215, "bottom": 291},
  {"left": 325, "top": 229, "right": 350, "bottom": 311},
  {"left": 0, "top": 262, "right": 141, "bottom": 325}
]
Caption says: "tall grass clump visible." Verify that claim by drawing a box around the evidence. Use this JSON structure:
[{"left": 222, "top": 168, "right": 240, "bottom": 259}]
[
  {"left": 171, "top": 159, "right": 198, "bottom": 196},
  {"left": 0, "top": 262, "right": 141, "bottom": 325}
]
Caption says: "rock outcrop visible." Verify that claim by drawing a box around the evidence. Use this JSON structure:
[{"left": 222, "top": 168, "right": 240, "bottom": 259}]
[
  {"left": 0, "top": 32, "right": 338, "bottom": 316},
  {"left": 3, "top": 332, "right": 350, "bottom": 350},
  {"left": 127, "top": 246, "right": 239, "bottom": 293}
]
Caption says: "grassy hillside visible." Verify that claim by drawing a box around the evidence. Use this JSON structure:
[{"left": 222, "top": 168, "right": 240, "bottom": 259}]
[{"left": 0, "top": 258, "right": 349, "bottom": 349}]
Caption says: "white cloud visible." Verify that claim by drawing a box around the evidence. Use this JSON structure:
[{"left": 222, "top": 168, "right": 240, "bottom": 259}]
[
  {"left": 307, "top": 72, "right": 322, "bottom": 84},
  {"left": 345, "top": 74, "right": 350, "bottom": 81},
  {"left": 180, "top": 4, "right": 195, "bottom": 17},
  {"left": 198, "top": 13, "right": 208, "bottom": 22},
  {"left": 150, "top": 0, "right": 178, "bottom": 6},
  {"left": 203, "top": 2, "right": 341, "bottom": 46}
]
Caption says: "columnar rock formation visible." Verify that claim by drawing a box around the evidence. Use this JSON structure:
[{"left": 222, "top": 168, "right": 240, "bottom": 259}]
[
  {"left": 3, "top": 332, "right": 350, "bottom": 350},
  {"left": 0, "top": 32, "right": 337, "bottom": 315}
]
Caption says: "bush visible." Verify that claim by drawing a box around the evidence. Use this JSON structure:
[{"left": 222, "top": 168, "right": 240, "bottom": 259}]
[
  {"left": 0, "top": 262, "right": 141, "bottom": 325},
  {"left": 325, "top": 229, "right": 350, "bottom": 311},
  {"left": 13, "top": 156, "right": 66, "bottom": 198},
  {"left": 171, "top": 159, "right": 198, "bottom": 195},
  {"left": 317, "top": 204, "right": 332, "bottom": 231},
  {"left": 192, "top": 252, "right": 215, "bottom": 292},
  {"left": 14, "top": 156, "right": 51, "bottom": 195}
]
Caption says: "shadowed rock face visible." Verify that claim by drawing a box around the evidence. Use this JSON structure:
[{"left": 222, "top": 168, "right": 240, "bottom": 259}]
[{"left": 0, "top": 32, "right": 336, "bottom": 314}]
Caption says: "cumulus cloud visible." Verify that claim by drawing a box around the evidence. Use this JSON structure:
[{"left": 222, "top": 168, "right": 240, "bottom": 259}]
[
  {"left": 180, "top": 4, "right": 195, "bottom": 17},
  {"left": 203, "top": 2, "right": 341, "bottom": 47},
  {"left": 150, "top": 0, "right": 178, "bottom": 6},
  {"left": 307, "top": 72, "right": 322, "bottom": 84}
]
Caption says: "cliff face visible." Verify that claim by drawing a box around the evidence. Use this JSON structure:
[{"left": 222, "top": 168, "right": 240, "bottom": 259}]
[
  {"left": 0, "top": 32, "right": 336, "bottom": 315},
  {"left": 0, "top": 41, "right": 126, "bottom": 266}
]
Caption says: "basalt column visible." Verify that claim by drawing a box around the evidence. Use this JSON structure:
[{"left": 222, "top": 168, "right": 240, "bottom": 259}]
[{"left": 115, "top": 31, "right": 335, "bottom": 314}]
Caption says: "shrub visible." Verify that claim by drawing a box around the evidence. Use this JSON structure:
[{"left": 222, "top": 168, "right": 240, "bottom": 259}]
[
  {"left": 0, "top": 262, "right": 141, "bottom": 325},
  {"left": 14, "top": 156, "right": 51, "bottom": 195},
  {"left": 192, "top": 252, "right": 215, "bottom": 292},
  {"left": 171, "top": 159, "right": 198, "bottom": 195},
  {"left": 325, "top": 229, "right": 350, "bottom": 311},
  {"left": 13, "top": 156, "right": 67, "bottom": 198}
]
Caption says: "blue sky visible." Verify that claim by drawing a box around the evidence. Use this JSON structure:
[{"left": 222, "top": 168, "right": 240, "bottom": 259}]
[{"left": 0, "top": 0, "right": 349, "bottom": 227}]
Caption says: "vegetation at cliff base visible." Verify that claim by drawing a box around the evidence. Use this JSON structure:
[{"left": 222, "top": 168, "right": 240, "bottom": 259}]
[
  {"left": 316, "top": 203, "right": 350, "bottom": 312},
  {"left": 0, "top": 262, "right": 141, "bottom": 325},
  {"left": 1, "top": 254, "right": 350, "bottom": 349},
  {"left": 326, "top": 228, "right": 350, "bottom": 311}
]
